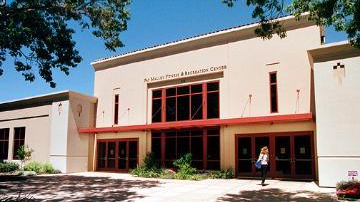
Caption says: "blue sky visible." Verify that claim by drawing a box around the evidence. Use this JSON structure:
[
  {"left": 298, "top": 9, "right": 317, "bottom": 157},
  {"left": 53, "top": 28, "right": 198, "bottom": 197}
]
[{"left": 0, "top": 0, "right": 347, "bottom": 102}]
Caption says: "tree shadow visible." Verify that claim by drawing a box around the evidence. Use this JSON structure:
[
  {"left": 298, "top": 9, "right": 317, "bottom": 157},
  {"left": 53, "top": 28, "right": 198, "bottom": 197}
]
[
  {"left": 0, "top": 175, "right": 160, "bottom": 201},
  {"left": 217, "top": 188, "right": 338, "bottom": 202}
]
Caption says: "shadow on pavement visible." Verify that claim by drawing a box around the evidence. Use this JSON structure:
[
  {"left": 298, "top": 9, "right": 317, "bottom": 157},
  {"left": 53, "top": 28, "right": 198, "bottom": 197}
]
[
  {"left": 0, "top": 175, "right": 160, "bottom": 201},
  {"left": 217, "top": 188, "right": 338, "bottom": 202}
]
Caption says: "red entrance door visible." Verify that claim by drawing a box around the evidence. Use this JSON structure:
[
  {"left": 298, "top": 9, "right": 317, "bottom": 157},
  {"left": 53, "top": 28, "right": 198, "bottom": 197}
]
[
  {"left": 97, "top": 139, "right": 138, "bottom": 172},
  {"left": 236, "top": 132, "right": 314, "bottom": 179}
]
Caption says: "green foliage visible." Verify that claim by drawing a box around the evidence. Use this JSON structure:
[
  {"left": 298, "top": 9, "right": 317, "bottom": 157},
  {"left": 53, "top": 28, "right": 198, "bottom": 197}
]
[
  {"left": 16, "top": 146, "right": 33, "bottom": 162},
  {"left": 0, "top": 161, "right": 19, "bottom": 173},
  {"left": 207, "top": 169, "right": 234, "bottom": 179},
  {"left": 0, "top": 0, "right": 130, "bottom": 87},
  {"left": 222, "top": 0, "right": 360, "bottom": 48},
  {"left": 24, "top": 161, "right": 58, "bottom": 174},
  {"left": 131, "top": 153, "right": 235, "bottom": 180},
  {"left": 143, "top": 152, "right": 160, "bottom": 170},
  {"left": 173, "top": 153, "right": 198, "bottom": 180}
]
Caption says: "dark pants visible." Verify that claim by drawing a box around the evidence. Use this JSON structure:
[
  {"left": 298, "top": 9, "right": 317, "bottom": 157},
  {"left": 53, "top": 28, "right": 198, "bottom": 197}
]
[{"left": 261, "top": 165, "right": 268, "bottom": 184}]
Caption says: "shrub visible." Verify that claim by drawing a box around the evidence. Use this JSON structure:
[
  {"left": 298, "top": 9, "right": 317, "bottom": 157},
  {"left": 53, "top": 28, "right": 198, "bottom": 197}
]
[
  {"left": 130, "top": 166, "right": 161, "bottom": 178},
  {"left": 41, "top": 162, "right": 55, "bottom": 174},
  {"left": 24, "top": 162, "right": 57, "bottom": 174},
  {"left": 207, "top": 169, "right": 234, "bottom": 179},
  {"left": 0, "top": 161, "right": 19, "bottom": 173},
  {"left": 16, "top": 145, "right": 33, "bottom": 170},
  {"left": 173, "top": 153, "right": 198, "bottom": 180},
  {"left": 143, "top": 152, "right": 160, "bottom": 170},
  {"left": 24, "top": 162, "right": 42, "bottom": 174},
  {"left": 336, "top": 180, "right": 360, "bottom": 199}
]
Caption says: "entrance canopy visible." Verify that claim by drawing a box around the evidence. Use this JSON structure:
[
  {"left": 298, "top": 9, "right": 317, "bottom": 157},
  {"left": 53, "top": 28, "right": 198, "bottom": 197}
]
[{"left": 79, "top": 113, "right": 312, "bottom": 134}]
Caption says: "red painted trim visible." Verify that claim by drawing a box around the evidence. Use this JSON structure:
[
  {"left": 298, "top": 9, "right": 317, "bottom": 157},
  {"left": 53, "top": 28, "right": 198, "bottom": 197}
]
[{"left": 80, "top": 113, "right": 313, "bottom": 134}]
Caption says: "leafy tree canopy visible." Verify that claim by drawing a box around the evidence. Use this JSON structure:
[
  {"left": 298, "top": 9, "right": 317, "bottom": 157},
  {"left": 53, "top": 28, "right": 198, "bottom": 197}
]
[
  {"left": 0, "top": 0, "right": 130, "bottom": 87},
  {"left": 0, "top": 0, "right": 359, "bottom": 86},
  {"left": 222, "top": 0, "right": 360, "bottom": 47}
]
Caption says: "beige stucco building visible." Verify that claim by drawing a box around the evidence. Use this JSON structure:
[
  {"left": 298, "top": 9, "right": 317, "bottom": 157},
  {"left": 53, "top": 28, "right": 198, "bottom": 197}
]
[
  {"left": 0, "top": 15, "right": 359, "bottom": 187},
  {"left": 0, "top": 91, "right": 97, "bottom": 173}
]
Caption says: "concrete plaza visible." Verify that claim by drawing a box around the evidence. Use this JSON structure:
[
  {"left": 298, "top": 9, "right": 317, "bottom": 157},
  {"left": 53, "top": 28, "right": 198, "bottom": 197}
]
[{"left": 0, "top": 172, "right": 338, "bottom": 202}]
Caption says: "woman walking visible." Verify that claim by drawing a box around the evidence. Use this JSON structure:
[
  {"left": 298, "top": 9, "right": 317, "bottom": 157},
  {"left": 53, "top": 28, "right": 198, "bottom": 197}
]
[{"left": 258, "top": 146, "right": 269, "bottom": 185}]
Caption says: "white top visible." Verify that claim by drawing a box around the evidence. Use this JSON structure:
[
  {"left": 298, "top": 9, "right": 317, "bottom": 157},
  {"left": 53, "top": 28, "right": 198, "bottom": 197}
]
[{"left": 258, "top": 154, "right": 268, "bottom": 165}]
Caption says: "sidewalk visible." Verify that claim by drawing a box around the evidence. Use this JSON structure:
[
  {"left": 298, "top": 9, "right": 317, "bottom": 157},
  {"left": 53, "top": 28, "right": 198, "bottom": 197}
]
[{"left": 0, "top": 172, "right": 338, "bottom": 202}]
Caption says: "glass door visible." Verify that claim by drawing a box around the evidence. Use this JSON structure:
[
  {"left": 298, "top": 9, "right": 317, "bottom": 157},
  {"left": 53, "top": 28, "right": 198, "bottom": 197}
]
[
  {"left": 237, "top": 137, "right": 252, "bottom": 175},
  {"left": 97, "top": 139, "right": 138, "bottom": 172},
  {"left": 294, "top": 135, "right": 313, "bottom": 178},
  {"left": 97, "top": 142, "right": 106, "bottom": 170},
  {"left": 275, "top": 136, "right": 291, "bottom": 178},
  {"left": 107, "top": 141, "right": 116, "bottom": 169},
  {"left": 118, "top": 141, "right": 127, "bottom": 170},
  {"left": 128, "top": 141, "right": 138, "bottom": 169}
]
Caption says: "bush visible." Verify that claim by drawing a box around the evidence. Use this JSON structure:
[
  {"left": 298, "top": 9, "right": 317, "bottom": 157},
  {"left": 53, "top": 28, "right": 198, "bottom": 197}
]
[
  {"left": 207, "top": 169, "right": 234, "bottom": 179},
  {"left": 24, "top": 162, "right": 57, "bottom": 174},
  {"left": 336, "top": 180, "right": 360, "bottom": 199},
  {"left": 173, "top": 153, "right": 198, "bottom": 180},
  {"left": 143, "top": 152, "right": 160, "bottom": 170},
  {"left": 0, "top": 161, "right": 19, "bottom": 173}
]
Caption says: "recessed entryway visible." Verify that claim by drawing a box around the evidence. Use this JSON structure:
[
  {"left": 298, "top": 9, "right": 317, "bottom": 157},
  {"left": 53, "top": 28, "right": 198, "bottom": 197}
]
[
  {"left": 96, "top": 138, "right": 138, "bottom": 172},
  {"left": 235, "top": 132, "right": 315, "bottom": 180}
]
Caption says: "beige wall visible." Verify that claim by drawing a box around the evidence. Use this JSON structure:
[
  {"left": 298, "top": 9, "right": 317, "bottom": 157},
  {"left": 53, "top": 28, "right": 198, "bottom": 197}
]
[
  {"left": 94, "top": 24, "right": 321, "bottom": 129},
  {"left": 66, "top": 94, "right": 97, "bottom": 172},
  {"left": 0, "top": 105, "right": 51, "bottom": 163},
  {"left": 314, "top": 55, "right": 360, "bottom": 187}
]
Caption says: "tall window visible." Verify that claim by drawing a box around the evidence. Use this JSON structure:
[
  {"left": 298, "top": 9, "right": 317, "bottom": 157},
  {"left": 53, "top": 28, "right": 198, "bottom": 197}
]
[
  {"left": 0, "top": 128, "right": 9, "bottom": 160},
  {"left": 13, "top": 127, "right": 25, "bottom": 159},
  {"left": 152, "top": 81, "right": 219, "bottom": 123},
  {"left": 151, "top": 128, "right": 220, "bottom": 170},
  {"left": 269, "top": 72, "right": 278, "bottom": 113},
  {"left": 114, "top": 94, "right": 119, "bottom": 125}
]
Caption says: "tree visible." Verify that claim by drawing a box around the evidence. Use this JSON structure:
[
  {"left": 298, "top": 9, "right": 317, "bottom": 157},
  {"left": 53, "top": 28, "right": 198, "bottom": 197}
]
[
  {"left": 222, "top": 0, "right": 360, "bottom": 48},
  {"left": 0, "top": 0, "right": 130, "bottom": 87},
  {"left": 16, "top": 145, "right": 33, "bottom": 170}
]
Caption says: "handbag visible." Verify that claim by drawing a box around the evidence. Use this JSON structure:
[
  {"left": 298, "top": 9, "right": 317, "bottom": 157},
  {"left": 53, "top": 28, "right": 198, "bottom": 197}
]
[{"left": 255, "top": 159, "right": 261, "bottom": 169}]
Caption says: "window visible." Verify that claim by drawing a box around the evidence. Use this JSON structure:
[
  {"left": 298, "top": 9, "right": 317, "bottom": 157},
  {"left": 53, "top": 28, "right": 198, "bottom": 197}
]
[
  {"left": 269, "top": 72, "right": 278, "bottom": 113},
  {"left": 151, "top": 81, "right": 219, "bottom": 123},
  {"left": 151, "top": 128, "right": 220, "bottom": 170},
  {"left": 0, "top": 128, "right": 9, "bottom": 160},
  {"left": 13, "top": 127, "right": 25, "bottom": 159},
  {"left": 114, "top": 94, "right": 119, "bottom": 125}
]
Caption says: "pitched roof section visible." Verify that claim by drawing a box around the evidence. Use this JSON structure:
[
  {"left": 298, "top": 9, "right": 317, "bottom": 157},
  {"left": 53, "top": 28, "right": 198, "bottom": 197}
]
[{"left": 92, "top": 14, "right": 315, "bottom": 70}]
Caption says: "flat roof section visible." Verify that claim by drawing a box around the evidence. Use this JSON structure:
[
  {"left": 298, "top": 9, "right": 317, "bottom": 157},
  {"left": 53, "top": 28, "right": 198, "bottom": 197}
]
[
  {"left": 309, "top": 41, "right": 360, "bottom": 62},
  {"left": 0, "top": 91, "right": 97, "bottom": 112}
]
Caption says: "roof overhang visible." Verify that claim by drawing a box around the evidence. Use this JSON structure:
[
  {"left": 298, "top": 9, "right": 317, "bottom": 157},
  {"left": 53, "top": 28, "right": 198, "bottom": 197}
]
[
  {"left": 92, "top": 14, "right": 315, "bottom": 71},
  {"left": 79, "top": 113, "right": 313, "bottom": 134},
  {"left": 308, "top": 41, "right": 360, "bottom": 63}
]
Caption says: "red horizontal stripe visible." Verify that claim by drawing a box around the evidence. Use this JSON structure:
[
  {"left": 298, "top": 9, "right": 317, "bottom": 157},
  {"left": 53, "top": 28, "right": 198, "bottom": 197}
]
[{"left": 79, "top": 113, "right": 313, "bottom": 134}]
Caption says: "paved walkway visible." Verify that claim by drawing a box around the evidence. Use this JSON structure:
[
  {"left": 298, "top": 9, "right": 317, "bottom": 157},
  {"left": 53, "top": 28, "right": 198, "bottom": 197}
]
[{"left": 0, "top": 172, "right": 338, "bottom": 202}]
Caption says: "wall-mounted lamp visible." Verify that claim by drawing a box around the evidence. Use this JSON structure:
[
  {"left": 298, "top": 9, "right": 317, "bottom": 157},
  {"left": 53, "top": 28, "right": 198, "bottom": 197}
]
[
  {"left": 58, "top": 103, "right": 62, "bottom": 115},
  {"left": 76, "top": 104, "right": 83, "bottom": 117}
]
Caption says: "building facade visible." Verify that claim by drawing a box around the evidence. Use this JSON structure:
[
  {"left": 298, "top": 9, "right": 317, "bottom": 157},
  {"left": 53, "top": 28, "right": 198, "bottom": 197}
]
[
  {"left": 1, "top": 15, "right": 359, "bottom": 187},
  {"left": 81, "top": 15, "right": 322, "bottom": 180},
  {"left": 0, "top": 91, "right": 97, "bottom": 173}
]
